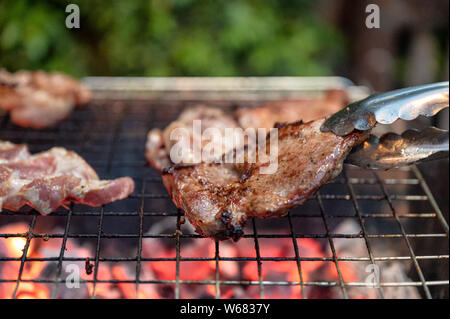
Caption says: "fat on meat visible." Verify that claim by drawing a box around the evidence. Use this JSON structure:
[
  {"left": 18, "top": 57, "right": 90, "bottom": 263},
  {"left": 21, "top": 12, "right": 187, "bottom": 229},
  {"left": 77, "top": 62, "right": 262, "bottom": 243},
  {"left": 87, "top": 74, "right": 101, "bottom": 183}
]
[
  {"left": 0, "top": 69, "right": 91, "bottom": 128},
  {"left": 0, "top": 141, "right": 134, "bottom": 215}
]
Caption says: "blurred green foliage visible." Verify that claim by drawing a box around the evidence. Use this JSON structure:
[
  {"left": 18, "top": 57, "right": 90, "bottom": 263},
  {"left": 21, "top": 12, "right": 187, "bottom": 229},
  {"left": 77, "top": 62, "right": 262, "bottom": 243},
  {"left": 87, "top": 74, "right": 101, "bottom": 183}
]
[{"left": 0, "top": 0, "right": 345, "bottom": 77}]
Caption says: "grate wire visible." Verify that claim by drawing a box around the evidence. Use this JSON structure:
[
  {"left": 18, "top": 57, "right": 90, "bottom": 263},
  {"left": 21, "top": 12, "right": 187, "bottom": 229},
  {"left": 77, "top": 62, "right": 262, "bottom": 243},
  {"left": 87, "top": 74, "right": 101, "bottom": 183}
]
[
  {"left": 0, "top": 100, "right": 448, "bottom": 299},
  {"left": 343, "top": 170, "right": 385, "bottom": 299}
]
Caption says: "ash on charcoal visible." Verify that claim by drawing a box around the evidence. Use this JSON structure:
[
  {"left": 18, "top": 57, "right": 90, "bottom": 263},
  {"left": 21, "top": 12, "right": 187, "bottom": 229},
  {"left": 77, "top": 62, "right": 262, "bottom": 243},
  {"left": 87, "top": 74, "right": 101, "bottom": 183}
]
[{"left": 307, "top": 219, "right": 420, "bottom": 299}]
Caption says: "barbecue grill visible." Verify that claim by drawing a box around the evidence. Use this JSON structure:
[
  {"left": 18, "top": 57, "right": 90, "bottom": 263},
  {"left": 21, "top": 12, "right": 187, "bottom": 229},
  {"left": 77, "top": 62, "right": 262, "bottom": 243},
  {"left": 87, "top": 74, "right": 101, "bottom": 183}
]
[{"left": 0, "top": 77, "right": 448, "bottom": 299}]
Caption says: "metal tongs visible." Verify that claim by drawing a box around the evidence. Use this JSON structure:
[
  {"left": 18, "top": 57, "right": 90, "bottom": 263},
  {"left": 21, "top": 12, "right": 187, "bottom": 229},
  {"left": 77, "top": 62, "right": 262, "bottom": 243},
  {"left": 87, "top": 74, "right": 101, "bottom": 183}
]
[{"left": 321, "top": 82, "right": 449, "bottom": 169}]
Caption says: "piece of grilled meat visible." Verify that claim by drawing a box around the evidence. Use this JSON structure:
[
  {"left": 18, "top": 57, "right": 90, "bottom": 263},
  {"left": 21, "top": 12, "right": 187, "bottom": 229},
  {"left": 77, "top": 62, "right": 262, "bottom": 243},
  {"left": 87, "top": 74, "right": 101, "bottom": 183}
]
[
  {"left": 235, "top": 89, "right": 348, "bottom": 130},
  {"left": 0, "top": 141, "right": 134, "bottom": 215},
  {"left": 0, "top": 69, "right": 91, "bottom": 128},
  {"left": 146, "top": 105, "right": 242, "bottom": 170},
  {"left": 146, "top": 90, "right": 349, "bottom": 171},
  {"left": 162, "top": 119, "right": 368, "bottom": 241}
]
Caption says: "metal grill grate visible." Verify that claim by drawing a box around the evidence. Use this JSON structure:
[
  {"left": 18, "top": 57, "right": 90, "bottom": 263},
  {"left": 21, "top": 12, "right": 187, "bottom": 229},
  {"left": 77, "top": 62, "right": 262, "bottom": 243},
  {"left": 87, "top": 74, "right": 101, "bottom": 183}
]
[{"left": 0, "top": 97, "right": 448, "bottom": 299}]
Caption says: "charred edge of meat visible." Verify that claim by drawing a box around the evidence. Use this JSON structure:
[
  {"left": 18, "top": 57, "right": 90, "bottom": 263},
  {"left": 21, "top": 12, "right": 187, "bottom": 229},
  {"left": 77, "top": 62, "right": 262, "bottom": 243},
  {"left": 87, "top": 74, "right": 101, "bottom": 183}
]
[
  {"left": 220, "top": 212, "right": 245, "bottom": 242},
  {"left": 273, "top": 120, "right": 304, "bottom": 129},
  {"left": 0, "top": 80, "right": 18, "bottom": 88}
]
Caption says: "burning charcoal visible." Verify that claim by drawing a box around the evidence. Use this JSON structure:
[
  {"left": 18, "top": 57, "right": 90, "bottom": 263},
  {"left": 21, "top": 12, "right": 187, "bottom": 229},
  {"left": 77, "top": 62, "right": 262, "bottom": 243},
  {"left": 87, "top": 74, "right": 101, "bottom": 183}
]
[
  {"left": 311, "top": 219, "right": 421, "bottom": 299},
  {"left": 39, "top": 262, "right": 90, "bottom": 299}
]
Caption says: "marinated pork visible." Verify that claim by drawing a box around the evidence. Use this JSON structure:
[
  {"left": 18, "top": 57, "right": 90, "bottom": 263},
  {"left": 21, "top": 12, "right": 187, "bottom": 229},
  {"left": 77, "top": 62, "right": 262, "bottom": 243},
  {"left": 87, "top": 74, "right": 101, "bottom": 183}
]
[
  {"left": 0, "top": 69, "right": 91, "bottom": 128},
  {"left": 145, "top": 90, "right": 348, "bottom": 171},
  {"left": 235, "top": 89, "right": 348, "bottom": 130},
  {"left": 162, "top": 119, "right": 368, "bottom": 240},
  {"left": 146, "top": 105, "right": 242, "bottom": 170},
  {"left": 0, "top": 141, "right": 134, "bottom": 215}
]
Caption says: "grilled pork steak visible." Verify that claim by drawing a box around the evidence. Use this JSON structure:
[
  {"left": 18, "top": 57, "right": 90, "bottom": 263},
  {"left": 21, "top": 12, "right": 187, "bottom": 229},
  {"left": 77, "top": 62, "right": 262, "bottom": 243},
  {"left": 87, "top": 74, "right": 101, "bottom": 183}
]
[
  {"left": 0, "top": 141, "right": 134, "bottom": 215},
  {"left": 146, "top": 90, "right": 349, "bottom": 171},
  {"left": 0, "top": 69, "right": 91, "bottom": 128},
  {"left": 162, "top": 119, "right": 368, "bottom": 240},
  {"left": 236, "top": 89, "right": 348, "bottom": 130},
  {"left": 146, "top": 105, "right": 242, "bottom": 170}
]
